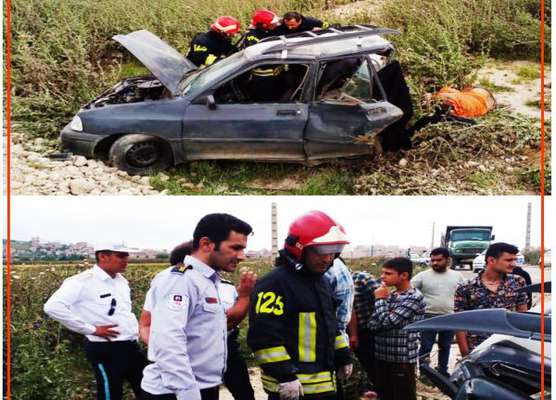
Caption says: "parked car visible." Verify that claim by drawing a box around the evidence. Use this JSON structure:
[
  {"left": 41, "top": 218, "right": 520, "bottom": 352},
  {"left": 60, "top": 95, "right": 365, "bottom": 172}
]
[
  {"left": 472, "top": 249, "right": 525, "bottom": 273},
  {"left": 60, "top": 26, "right": 404, "bottom": 174}
]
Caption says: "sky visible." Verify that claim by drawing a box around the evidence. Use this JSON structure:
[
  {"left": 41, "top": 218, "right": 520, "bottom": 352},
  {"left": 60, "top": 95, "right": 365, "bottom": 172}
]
[{"left": 6, "top": 196, "right": 549, "bottom": 252}]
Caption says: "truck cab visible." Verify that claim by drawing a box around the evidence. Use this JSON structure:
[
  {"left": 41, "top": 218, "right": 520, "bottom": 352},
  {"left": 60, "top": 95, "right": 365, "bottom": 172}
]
[{"left": 442, "top": 226, "right": 494, "bottom": 269}]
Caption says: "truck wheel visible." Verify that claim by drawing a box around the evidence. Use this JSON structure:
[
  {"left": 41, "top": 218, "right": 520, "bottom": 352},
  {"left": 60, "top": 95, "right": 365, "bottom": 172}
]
[{"left": 109, "top": 134, "right": 172, "bottom": 175}]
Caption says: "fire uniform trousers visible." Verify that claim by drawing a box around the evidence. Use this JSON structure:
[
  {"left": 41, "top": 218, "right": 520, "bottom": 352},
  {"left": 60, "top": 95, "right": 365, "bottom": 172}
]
[
  {"left": 247, "top": 251, "right": 351, "bottom": 399},
  {"left": 186, "top": 30, "right": 235, "bottom": 68}
]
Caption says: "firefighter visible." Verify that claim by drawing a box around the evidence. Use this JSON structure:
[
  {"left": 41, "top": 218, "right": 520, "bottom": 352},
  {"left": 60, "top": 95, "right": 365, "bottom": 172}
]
[
  {"left": 247, "top": 210, "right": 353, "bottom": 400},
  {"left": 241, "top": 9, "right": 281, "bottom": 48},
  {"left": 186, "top": 16, "right": 241, "bottom": 68}
]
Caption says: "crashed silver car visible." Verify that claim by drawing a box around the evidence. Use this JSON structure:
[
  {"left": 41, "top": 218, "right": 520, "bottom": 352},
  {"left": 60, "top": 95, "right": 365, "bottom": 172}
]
[
  {"left": 406, "top": 282, "right": 551, "bottom": 400},
  {"left": 60, "top": 25, "right": 404, "bottom": 174}
]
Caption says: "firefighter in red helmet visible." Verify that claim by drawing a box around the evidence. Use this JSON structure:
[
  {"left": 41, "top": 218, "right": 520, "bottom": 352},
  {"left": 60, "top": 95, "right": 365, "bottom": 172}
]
[
  {"left": 248, "top": 211, "right": 353, "bottom": 400},
  {"left": 186, "top": 16, "right": 241, "bottom": 68}
]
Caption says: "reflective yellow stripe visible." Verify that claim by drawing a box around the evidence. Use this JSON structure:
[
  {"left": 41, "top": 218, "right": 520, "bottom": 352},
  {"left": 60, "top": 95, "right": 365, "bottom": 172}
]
[
  {"left": 298, "top": 312, "right": 317, "bottom": 362},
  {"left": 255, "top": 346, "right": 291, "bottom": 364},
  {"left": 261, "top": 372, "right": 335, "bottom": 394},
  {"left": 297, "top": 371, "right": 332, "bottom": 383},
  {"left": 335, "top": 334, "right": 348, "bottom": 350},
  {"left": 303, "top": 380, "right": 336, "bottom": 394},
  {"left": 251, "top": 65, "right": 285, "bottom": 77},
  {"left": 204, "top": 54, "right": 217, "bottom": 66},
  {"left": 261, "top": 374, "right": 279, "bottom": 392},
  {"left": 193, "top": 44, "right": 208, "bottom": 52}
]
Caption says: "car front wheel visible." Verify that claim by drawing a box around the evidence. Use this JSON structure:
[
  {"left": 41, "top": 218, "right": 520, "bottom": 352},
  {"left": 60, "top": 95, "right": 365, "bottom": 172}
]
[{"left": 109, "top": 134, "right": 172, "bottom": 175}]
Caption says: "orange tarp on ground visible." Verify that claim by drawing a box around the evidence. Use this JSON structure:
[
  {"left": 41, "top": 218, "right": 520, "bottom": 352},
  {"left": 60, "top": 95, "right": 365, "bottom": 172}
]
[{"left": 437, "top": 87, "right": 495, "bottom": 118}]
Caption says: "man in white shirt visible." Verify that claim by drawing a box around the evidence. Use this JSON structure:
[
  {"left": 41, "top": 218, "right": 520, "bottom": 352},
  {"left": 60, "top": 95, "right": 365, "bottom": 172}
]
[
  {"left": 411, "top": 247, "right": 464, "bottom": 376},
  {"left": 141, "top": 213, "right": 253, "bottom": 400},
  {"left": 44, "top": 244, "right": 147, "bottom": 400}
]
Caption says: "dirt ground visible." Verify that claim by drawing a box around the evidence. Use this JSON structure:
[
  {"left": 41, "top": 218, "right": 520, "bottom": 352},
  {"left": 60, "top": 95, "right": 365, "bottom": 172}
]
[{"left": 476, "top": 60, "right": 550, "bottom": 119}]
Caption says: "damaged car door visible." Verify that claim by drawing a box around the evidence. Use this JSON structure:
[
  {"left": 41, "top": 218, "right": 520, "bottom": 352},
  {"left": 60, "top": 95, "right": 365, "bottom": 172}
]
[
  {"left": 181, "top": 61, "right": 308, "bottom": 161},
  {"left": 304, "top": 56, "right": 403, "bottom": 160}
]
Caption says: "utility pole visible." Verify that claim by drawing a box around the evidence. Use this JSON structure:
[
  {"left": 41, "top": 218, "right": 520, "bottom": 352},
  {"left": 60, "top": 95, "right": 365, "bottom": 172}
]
[
  {"left": 271, "top": 202, "right": 278, "bottom": 260},
  {"left": 525, "top": 202, "right": 531, "bottom": 254},
  {"left": 431, "top": 222, "right": 436, "bottom": 249}
]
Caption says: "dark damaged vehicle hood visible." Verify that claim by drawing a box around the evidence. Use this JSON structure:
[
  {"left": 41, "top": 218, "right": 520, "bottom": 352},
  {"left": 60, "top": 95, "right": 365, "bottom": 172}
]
[
  {"left": 404, "top": 309, "right": 550, "bottom": 341},
  {"left": 112, "top": 30, "right": 197, "bottom": 95}
]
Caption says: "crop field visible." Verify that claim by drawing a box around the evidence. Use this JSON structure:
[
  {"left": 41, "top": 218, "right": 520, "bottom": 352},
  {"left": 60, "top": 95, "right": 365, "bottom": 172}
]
[{"left": 7, "top": 258, "right": 419, "bottom": 399}]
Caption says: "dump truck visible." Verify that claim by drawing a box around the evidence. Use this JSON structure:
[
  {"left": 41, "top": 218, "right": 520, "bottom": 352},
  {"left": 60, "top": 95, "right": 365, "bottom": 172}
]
[{"left": 441, "top": 226, "right": 494, "bottom": 268}]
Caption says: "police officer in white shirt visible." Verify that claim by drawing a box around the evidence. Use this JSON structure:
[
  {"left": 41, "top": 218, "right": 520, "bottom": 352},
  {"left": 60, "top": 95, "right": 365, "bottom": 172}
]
[
  {"left": 139, "top": 240, "right": 257, "bottom": 400},
  {"left": 44, "top": 244, "right": 147, "bottom": 400},
  {"left": 141, "top": 213, "right": 253, "bottom": 400}
]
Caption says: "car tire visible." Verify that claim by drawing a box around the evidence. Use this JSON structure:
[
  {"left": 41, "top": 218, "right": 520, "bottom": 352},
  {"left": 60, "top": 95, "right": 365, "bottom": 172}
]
[{"left": 109, "top": 134, "right": 172, "bottom": 175}]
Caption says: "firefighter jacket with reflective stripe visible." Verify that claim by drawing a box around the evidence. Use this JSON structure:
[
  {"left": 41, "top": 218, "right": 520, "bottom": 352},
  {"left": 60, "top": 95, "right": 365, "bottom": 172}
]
[
  {"left": 247, "top": 250, "right": 351, "bottom": 397},
  {"left": 241, "top": 28, "right": 273, "bottom": 49},
  {"left": 186, "top": 30, "right": 235, "bottom": 68}
]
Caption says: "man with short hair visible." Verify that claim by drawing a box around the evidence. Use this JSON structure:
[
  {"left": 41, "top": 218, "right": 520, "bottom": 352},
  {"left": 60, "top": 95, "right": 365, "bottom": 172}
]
[
  {"left": 44, "top": 245, "right": 148, "bottom": 400},
  {"left": 454, "top": 242, "right": 528, "bottom": 357},
  {"left": 411, "top": 247, "right": 464, "bottom": 377},
  {"left": 369, "top": 257, "right": 425, "bottom": 400},
  {"left": 140, "top": 239, "right": 257, "bottom": 400},
  {"left": 274, "top": 11, "right": 326, "bottom": 35},
  {"left": 141, "top": 213, "right": 253, "bottom": 400},
  {"left": 247, "top": 211, "right": 352, "bottom": 400}
]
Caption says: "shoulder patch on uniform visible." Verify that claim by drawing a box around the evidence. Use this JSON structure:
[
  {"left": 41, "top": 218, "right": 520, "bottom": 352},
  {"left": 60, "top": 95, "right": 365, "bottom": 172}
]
[
  {"left": 167, "top": 293, "right": 188, "bottom": 310},
  {"left": 221, "top": 278, "right": 234, "bottom": 285},
  {"left": 171, "top": 264, "right": 193, "bottom": 274}
]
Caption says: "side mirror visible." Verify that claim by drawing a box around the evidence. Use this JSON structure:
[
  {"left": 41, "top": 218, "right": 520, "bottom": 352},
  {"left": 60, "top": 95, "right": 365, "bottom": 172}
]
[
  {"left": 491, "top": 235, "right": 495, "bottom": 240},
  {"left": 206, "top": 95, "right": 217, "bottom": 110}
]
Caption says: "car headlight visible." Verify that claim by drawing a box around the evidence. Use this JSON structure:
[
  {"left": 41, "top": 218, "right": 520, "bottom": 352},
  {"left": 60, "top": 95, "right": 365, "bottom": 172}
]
[{"left": 70, "top": 116, "right": 83, "bottom": 132}]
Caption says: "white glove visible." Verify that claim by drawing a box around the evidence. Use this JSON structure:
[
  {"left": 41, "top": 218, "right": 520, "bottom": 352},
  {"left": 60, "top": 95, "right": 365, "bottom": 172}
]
[
  {"left": 337, "top": 363, "right": 353, "bottom": 379},
  {"left": 278, "top": 379, "right": 304, "bottom": 400}
]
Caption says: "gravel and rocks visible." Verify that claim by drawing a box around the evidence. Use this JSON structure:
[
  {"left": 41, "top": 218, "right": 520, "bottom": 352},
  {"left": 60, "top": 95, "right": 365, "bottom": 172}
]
[{"left": 3, "top": 131, "right": 163, "bottom": 195}]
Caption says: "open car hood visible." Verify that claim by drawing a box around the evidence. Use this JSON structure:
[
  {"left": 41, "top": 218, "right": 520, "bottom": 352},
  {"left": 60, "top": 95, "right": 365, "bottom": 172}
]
[
  {"left": 113, "top": 30, "right": 197, "bottom": 95},
  {"left": 404, "top": 309, "right": 550, "bottom": 342}
]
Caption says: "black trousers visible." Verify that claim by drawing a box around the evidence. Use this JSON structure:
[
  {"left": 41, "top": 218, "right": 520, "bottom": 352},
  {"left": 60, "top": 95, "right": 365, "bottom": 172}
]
[
  {"left": 142, "top": 387, "right": 219, "bottom": 400},
  {"left": 223, "top": 331, "right": 255, "bottom": 400},
  {"left": 374, "top": 360, "right": 416, "bottom": 400},
  {"left": 353, "top": 330, "right": 376, "bottom": 389},
  {"left": 85, "top": 340, "right": 148, "bottom": 400}
]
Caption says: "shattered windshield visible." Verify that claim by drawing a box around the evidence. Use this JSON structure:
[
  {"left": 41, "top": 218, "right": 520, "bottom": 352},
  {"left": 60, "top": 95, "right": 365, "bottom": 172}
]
[
  {"left": 451, "top": 230, "right": 491, "bottom": 241},
  {"left": 182, "top": 52, "right": 243, "bottom": 97}
]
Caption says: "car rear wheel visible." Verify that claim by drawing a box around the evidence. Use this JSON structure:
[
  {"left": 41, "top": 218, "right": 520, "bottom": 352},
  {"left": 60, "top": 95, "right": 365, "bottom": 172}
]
[{"left": 109, "top": 134, "right": 172, "bottom": 175}]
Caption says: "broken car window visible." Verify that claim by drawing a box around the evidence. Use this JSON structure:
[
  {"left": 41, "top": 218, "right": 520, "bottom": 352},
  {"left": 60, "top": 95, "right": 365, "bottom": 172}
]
[{"left": 213, "top": 64, "right": 309, "bottom": 104}]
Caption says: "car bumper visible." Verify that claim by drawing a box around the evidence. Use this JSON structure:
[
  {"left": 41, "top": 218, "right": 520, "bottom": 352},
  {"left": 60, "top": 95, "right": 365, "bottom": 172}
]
[{"left": 60, "top": 124, "right": 109, "bottom": 158}]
